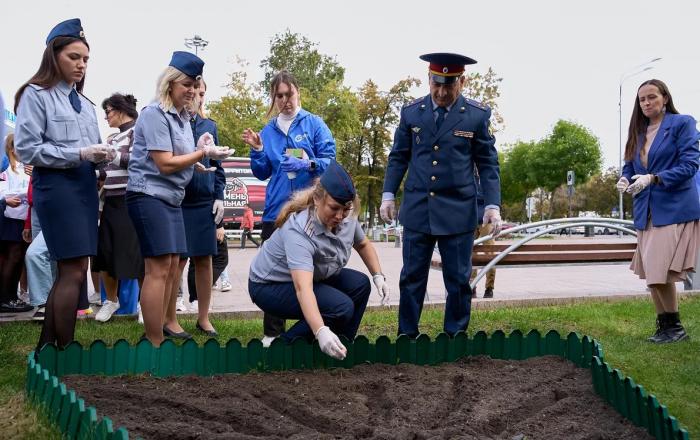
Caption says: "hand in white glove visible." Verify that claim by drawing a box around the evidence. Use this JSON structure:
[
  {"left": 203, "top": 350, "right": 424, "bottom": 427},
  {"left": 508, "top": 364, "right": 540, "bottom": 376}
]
[
  {"left": 212, "top": 199, "right": 225, "bottom": 224},
  {"left": 380, "top": 200, "right": 396, "bottom": 223},
  {"left": 200, "top": 145, "right": 232, "bottom": 160},
  {"left": 372, "top": 274, "right": 390, "bottom": 306},
  {"left": 80, "top": 145, "right": 116, "bottom": 163},
  {"left": 193, "top": 162, "right": 216, "bottom": 173},
  {"left": 626, "top": 174, "right": 652, "bottom": 196},
  {"left": 196, "top": 132, "right": 214, "bottom": 149},
  {"left": 615, "top": 177, "right": 629, "bottom": 193},
  {"left": 315, "top": 326, "right": 347, "bottom": 360},
  {"left": 242, "top": 128, "right": 263, "bottom": 151},
  {"left": 483, "top": 208, "right": 502, "bottom": 236}
]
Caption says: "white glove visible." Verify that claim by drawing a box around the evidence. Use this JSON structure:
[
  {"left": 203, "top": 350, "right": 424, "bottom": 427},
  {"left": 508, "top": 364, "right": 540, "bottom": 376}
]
[
  {"left": 626, "top": 174, "right": 652, "bottom": 196},
  {"left": 372, "top": 274, "right": 390, "bottom": 306},
  {"left": 196, "top": 132, "right": 214, "bottom": 149},
  {"left": 315, "top": 326, "right": 347, "bottom": 360},
  {"left": 482, "top": 208, "right": 502, "bottom": 236},
  {"left": 110, "top": 151, "right": 122, "bottom": 167},
  {"left": 212, "top": 199, "right": 225, "bottom": 224},
  {"left": 615, "top": 177, "right": 629, "bottom": 193},
  {"left": 380, "top": 200, "right": 396, "bottom": 223},
  {"left": 193, "top": 162, "right": 216, "bottom": 173},
  {"left": 200, "top": 145, "right": 232, "bottom": 160},
  {"left": 80, "top": 145, "right": 116, "bottom": 163}
]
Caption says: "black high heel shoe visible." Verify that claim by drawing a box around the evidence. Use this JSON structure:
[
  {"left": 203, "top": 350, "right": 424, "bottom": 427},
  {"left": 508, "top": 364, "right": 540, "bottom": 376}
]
[
  {"left": 196, "top": 321, "right": 219, "bottom": 338},
  {"left": 163, "top": 326, "right": 193, "bottom": 340}
]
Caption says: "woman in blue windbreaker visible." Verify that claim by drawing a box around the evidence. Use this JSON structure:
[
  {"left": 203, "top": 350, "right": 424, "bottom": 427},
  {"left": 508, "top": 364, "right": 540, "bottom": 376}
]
[
  {"left": 616, "top": 79, "right": 700, "bottom": 344},
  {"left": 242, "top": 70, "right": 336, "bottom": 346}
]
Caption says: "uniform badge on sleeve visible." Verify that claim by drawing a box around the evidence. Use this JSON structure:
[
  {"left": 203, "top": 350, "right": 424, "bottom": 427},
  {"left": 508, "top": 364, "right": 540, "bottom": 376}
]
[{"left": 453, "top": 130, "right": 474, "bottom": 138}]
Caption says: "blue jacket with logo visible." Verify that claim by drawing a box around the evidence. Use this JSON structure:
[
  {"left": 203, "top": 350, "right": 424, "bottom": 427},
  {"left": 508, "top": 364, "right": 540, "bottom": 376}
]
[
  {"left": 250, "top": 109, "right": 336, "bottom": 222},
  {"left": 383, "top": 94, "right": 500, "bottom": 235},
  {"left": 182, "top": 115, "right": 226, "bottom": 206},
  {"left": 622, "top": 113, "right": 700, "bottom": 230}
]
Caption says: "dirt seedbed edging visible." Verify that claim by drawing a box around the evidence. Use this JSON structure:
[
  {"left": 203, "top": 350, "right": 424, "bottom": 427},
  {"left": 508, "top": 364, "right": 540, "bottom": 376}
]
[{"left": 26, "top": 330, "right": 690, "bottom": 439}]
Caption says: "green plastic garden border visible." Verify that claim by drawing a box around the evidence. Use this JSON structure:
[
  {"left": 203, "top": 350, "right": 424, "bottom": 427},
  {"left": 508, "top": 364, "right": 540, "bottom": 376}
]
[{"left": 25, "top": 330, "right": 690, "bottom": 440}]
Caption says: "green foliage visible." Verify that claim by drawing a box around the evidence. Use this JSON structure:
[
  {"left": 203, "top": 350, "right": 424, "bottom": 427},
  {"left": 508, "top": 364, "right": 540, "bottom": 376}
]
[
  {"left": 499, "top": 120, "right": 603, "bottom": 220},
  {"left": 207, "top": 61, "right": 266, "bottom": 157},
  {"left": 463, "top": 67, "right": 504, "bottom": 133},
  {"left": 259, "top": 30, "right": 345, "bottom": 97}
]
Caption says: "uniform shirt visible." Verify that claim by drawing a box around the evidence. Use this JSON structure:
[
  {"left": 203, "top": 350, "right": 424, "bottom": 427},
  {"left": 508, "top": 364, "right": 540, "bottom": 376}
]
[
  {"left": 14, "top": 82, "right": 101, "bottom": 168},
  {"left": 249, "top": 208, "right": 364, "bottom": 283},
  {"left": 127, "top": 102, "right": 195, "bottom": 206}
]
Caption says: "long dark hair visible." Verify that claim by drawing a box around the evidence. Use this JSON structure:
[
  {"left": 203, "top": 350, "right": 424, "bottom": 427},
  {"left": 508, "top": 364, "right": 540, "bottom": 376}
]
[
  {"left": 14, "top": 36, "right": 90, "bottom": 112},
  {"left": 624, "top": 79, "right": 679, "bottom": 161},
  {"left": 102, "top": 93, "right": 138, "bottom": 120},
  {"left": 266, "top": 70, "right": 300, "bottom": 118}
]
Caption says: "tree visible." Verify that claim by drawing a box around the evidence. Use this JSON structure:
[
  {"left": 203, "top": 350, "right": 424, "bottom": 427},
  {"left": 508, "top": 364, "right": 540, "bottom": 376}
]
[
  {"left": 530, "top": 120, "right": 602, "bottom": 218},
  {"left": 343, "top": 78, "right": 420, "bottom": 225},
  {"left": 259, "top": 30, "right": 345, "bottom": 98},
  {"left": 207, "top": 60, "right": 266, "bottom": 157},
  {"left": 463, "top": 67, "right": 504, "bottom": 133},
  {"left": 577, "top": 167, "right": 633, "bottom": 218},
  {"left": 499, "top": 141, "right": 539, "bottom": 220}
]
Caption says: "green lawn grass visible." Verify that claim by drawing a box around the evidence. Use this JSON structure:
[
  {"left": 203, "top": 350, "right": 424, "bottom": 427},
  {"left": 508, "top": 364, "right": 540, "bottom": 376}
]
[{"left": 1, "top": 296, "right": 698, "bottom": 439}]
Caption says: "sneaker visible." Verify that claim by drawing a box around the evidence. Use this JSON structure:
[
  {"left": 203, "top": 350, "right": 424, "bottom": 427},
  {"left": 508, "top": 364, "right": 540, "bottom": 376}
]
[
  {"left": 0, "top": 299, "right": 34, "bottom": 313},
  {"left": 77, "top": 307, "right": 93, "bottom": 317},
  {"left": 87, "top": 291, "right": 102, "bottom": 306},
  {"left": 261, "top": 335, "right": 276, "bottom": 348},
  {"left": 95, "top": 300, "right": 120, "bottom": 322},
  {"left": 137, "top": 304, "right": 144, "bottom": 325},
  {"left": 220, "top": 280, "right": 232, "bottom": 292},
  {"left": 18, "top": 289, "right": 30, "bottom": 304},
  {"left": 190, "top": 300, "right": 199, "bottom": 312},
  {"left": 213, "top": 280, "right": 222, "bottom": 291},
  {"left": 176, "top": 296, "right": 188, "bottom": 312},
  {"left": 32, "top": 305, "right": 46, "bottom": 321}
]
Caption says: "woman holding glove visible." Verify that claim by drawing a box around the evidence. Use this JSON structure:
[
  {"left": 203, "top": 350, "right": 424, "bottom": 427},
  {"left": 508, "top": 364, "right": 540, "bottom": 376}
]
[
  {"left": 617, "top": 79, "right": 700, "bottom": 344},
  {"left": 242, "top": 70, "right": 336, "bottom": 345},
  {"left": 126, "top": 51, "right": 230, "bottom": 346},
  {"left": 248, "top": 161, "right": 389, "bottom": 360},
  {"left": 14, "top": 19, "right": 114, "bottom": 350}
]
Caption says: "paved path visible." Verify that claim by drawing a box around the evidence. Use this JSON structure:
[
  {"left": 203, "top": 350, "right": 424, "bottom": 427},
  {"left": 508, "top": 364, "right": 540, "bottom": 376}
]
[{"left": 2, "top": 237, "right": 693, "bottom": 322}]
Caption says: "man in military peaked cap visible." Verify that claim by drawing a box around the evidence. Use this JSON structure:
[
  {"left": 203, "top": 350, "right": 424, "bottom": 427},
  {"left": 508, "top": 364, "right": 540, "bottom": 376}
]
[{"left": 380, "top": 52, "right": 502, "bottom": 338}]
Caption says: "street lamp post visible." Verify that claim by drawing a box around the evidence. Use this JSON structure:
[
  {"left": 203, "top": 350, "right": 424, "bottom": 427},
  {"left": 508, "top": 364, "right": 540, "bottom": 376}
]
[
  {"left": 184, "top": 35, "right": 209, "bottom": 55},
  {"left": 617, "top": 58, "right": 661, "bottom": 236}
]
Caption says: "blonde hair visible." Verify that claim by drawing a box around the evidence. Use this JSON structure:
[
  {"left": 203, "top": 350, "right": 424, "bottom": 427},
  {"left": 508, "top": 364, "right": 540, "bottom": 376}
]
[
  {"left": 155, "top": 66, "right": 191, "bottom": 110},
  {"left": 4, "top": 133, "right": 17, "bottom": 172},
  {"left": 275, "top": 179, "right": 361, "bottom": 228},
  {"left": 196, "top": 79, "right": 208, "bottom": 119}
]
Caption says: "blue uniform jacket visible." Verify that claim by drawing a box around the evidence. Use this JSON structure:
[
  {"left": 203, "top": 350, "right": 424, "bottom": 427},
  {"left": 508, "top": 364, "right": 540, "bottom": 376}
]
[
  {"left": 383, "top": 94, "right": 500, "bottom": 235},
  {"left": 622, "top": 113, "right": 700, "bottom": 230},
  {"left": 182, "top": 115, "right": 225, "bottom": 205},
  {"left": 250, "top": 109, "right": 336, "bottom": 222}
]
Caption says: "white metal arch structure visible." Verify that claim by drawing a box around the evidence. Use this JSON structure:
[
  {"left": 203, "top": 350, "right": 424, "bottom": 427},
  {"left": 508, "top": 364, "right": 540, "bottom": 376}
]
[{"left": 466, "top": 217, "right": 636, "bottom": 289}]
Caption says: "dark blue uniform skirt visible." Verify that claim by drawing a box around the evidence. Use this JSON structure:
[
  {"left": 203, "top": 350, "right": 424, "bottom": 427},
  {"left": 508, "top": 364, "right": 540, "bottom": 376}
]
[
  {"left": 32, "top": 163, "right": 98, "bottom": 260},
  {"left": 126, "top": 192, "right": 187, "bottom": 257},
  {"left": 181, "top": 200, "right": 217, "bottom": 258}
]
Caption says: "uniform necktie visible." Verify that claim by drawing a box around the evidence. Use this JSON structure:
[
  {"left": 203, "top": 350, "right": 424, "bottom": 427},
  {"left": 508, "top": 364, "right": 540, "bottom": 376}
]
[
  {"left": 69, "top": 89, "right": 82, "bottom": 113},
  {"left": 436, "top": 106, "right": 447, "bottom": 129}
]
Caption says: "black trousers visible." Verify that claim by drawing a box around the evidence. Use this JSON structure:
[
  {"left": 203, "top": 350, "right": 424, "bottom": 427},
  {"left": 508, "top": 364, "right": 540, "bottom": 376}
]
[
  {"left": 240, "top": 228, "right": 260, "bottom": 248},
  {"left": 187, "top": 236, "right": 229, "bottom": 302},
  {"left": 261, "top": 221, "right": 285, "bottom": 337}
]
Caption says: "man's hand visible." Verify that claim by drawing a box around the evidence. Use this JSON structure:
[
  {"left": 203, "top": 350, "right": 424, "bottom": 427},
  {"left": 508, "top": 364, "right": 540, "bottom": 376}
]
[
  {"left": 483, "top": 208, "right": 502, "bottom": 236},
  {"left": 380, "top": 200, "right": 396, "bottom": 223}
]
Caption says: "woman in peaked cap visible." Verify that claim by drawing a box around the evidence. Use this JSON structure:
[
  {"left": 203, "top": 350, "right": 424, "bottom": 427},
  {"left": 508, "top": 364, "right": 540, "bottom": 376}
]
[
  {"left": 126, "top": 51, "right": 230, "bottom": 346},
  {"left": 14, "top": 18, "right": 115, "bottom": 351}
]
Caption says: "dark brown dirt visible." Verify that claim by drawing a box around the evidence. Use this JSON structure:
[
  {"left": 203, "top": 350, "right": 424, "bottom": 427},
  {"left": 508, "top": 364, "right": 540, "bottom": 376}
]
[{"left": 62, "top": 356, "right": 652, "bottom": 440}]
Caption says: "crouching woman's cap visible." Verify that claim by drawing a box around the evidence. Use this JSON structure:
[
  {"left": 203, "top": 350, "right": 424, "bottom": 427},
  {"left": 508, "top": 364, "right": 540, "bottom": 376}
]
[{"left": 320, "top": 161, "right": 356, "bottom": 205}]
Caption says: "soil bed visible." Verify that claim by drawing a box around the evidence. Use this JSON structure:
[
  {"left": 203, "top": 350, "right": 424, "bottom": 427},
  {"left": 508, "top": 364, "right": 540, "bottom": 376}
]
[{"left": 63, "top": 355, "right": 652, "bottom": 440}]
